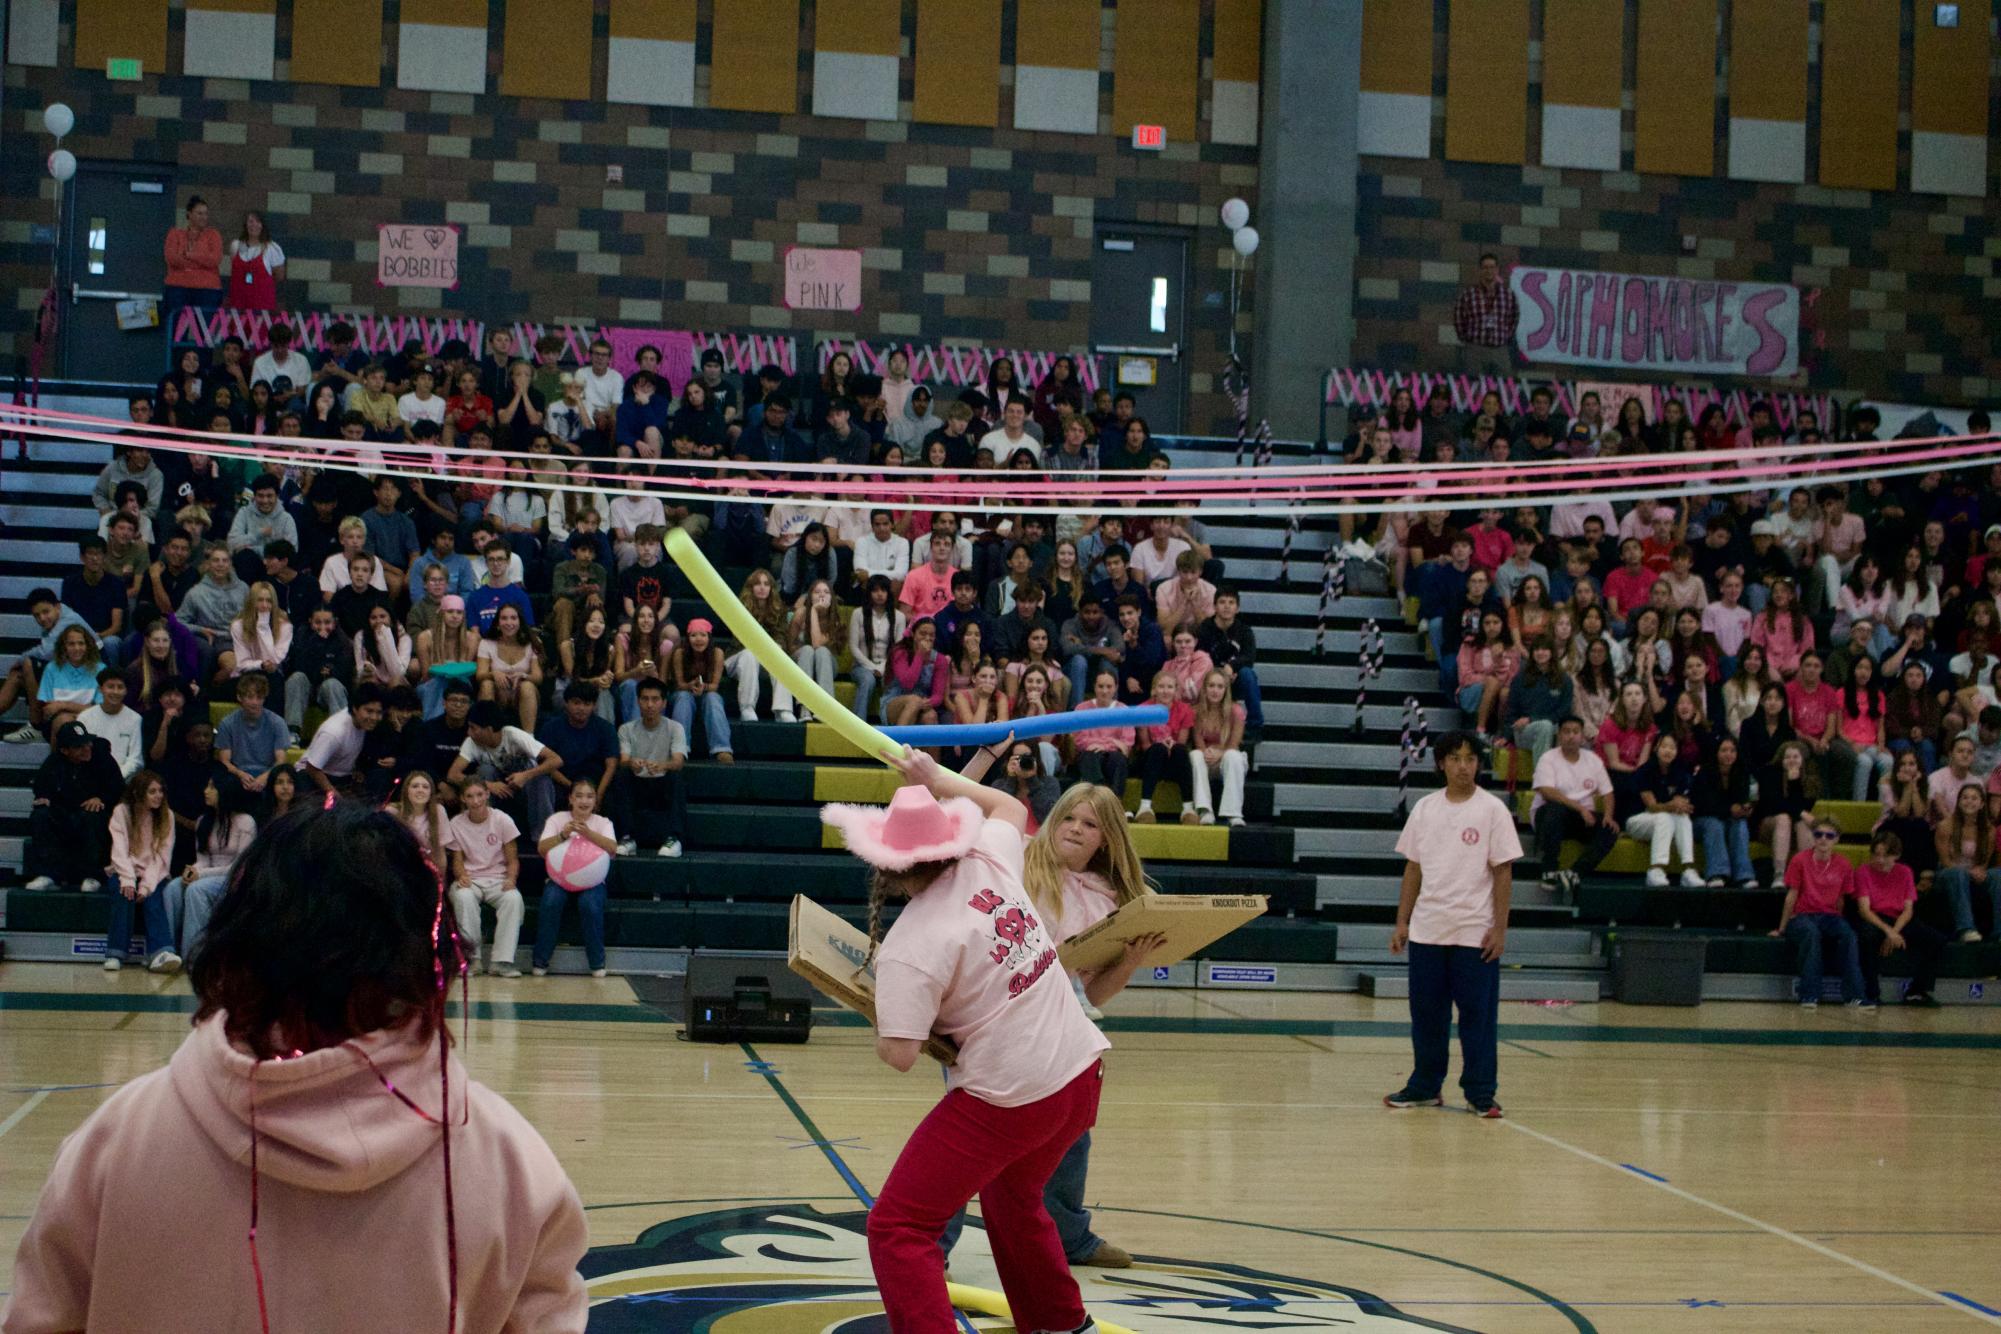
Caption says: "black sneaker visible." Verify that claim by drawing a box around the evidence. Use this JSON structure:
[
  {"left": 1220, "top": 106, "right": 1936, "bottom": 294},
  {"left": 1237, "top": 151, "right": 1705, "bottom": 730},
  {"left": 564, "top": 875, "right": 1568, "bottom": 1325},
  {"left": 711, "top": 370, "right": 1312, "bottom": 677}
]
[
  {"left": 1904, "top": 992, "right": 1942, "bottom": 1008},
  {"left": 1468, "top": 1099, "right": 1505, "bottom": 1119},
  {"left": 1383, "top": 1087, "right": 1443, "bottom": 1109}
]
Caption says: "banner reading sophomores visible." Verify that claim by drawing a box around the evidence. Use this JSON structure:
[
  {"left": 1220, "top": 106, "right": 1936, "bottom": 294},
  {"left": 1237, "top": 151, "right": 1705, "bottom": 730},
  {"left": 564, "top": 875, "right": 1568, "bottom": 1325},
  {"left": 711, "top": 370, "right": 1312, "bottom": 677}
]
[{"left": 1510, "top": 265, "right": 1800, "bottom": 379}]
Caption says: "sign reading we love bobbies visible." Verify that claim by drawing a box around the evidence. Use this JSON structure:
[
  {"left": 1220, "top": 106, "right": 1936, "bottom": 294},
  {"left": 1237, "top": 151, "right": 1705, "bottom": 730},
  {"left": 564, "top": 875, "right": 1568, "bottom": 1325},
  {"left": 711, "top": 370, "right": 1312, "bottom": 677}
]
[
  {"left": 783, "top": 246, "right": 862, "bottom": 312},
  {"left": 1510, "top": 265, "right": 1800, "bottom": 379},
  {"left": 378, "top": 223, "right": 460, "bottom": 289}
]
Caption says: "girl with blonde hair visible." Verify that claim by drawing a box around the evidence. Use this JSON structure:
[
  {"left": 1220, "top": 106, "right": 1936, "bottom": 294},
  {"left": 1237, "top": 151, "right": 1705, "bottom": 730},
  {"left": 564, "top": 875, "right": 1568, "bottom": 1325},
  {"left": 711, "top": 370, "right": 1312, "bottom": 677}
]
[{"left": 228, "top": 581, "right": 290, "bottom": 684}]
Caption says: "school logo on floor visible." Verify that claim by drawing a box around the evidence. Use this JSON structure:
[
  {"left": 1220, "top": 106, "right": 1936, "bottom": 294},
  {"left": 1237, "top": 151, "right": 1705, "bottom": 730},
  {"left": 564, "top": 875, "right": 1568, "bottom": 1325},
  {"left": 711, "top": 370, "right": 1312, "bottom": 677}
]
[{"left": 578, "top": 1204, "right": 1476, "bottom": 1330}]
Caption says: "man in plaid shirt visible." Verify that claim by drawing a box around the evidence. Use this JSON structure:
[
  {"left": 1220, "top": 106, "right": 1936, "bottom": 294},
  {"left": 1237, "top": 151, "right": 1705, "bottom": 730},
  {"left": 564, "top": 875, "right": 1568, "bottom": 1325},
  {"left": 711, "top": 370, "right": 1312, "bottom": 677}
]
[{"left": 1453, "top": 252, "right": 1518, "bottom": 375}]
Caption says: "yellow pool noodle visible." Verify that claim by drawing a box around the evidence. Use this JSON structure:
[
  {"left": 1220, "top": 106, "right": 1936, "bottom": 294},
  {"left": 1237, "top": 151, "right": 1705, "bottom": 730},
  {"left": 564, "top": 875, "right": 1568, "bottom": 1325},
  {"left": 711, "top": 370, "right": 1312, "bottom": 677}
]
[
  {"left": 664, "top": 528, "right": 903, "bottom": 768},
  {"left": 947, "top": 1282, "right": 1135, "bottom": 1334}
]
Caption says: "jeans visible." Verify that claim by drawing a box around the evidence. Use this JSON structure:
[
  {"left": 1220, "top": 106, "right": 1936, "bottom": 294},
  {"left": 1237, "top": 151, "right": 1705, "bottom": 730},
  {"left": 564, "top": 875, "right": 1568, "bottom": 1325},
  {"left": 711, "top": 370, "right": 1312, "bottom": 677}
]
[
  {"left": 869, "top": 1063, "right": 1102, "bottom": 1334},
  {"left": 1076, "top": 750, "right": 1129, "bottom": 800},
  {"left": 1233, "top": 665, "right": 1264, "bottom": 729},
  {"left": 1784, "top": 912, "right": 1864, "bottom": 1002},
  {"left": 1848, "top": 745, "right": 1893, "bottom": 801},
  {"left": 1455, "top": 682, "right": 1486, "bottom": 713},
  {"left": 851, "top": 664, "right": 881, "bottom": 724},
  {"left": 1064, "top": 653, "right": 1093, "bottom": 706},
  {"left": 106, "top": 877, "right": 176, "bottom": 961},
  {"left": 793, "top": 645, "right": 836, "bottom": 718},
  {"left": 1935, "top": 866, "right": 2001, "bottom": 936},
  {"left": 178, "top": 872, "right": 231, "bottom": 958},
  {"left": 671, "top": 688, "right": 732, "bottom": 757},
  {"left": 532, "top": 881, "right": 607, "bottom": 971},
  {"left": 1887, "top": 736, "right": 1938, "bottom": 774},
  {"left": 470, "top": 760, "right": 556, "bottom": 835},
  {"left": 1428, "top": 618, "right": 1459, "bottom": 695},
  {"left": 1855, "top": 917, "right": 1948, "bottom": 1002},
  {"left": 1694, "top": 816, "right": 1754, "bottom": 883},
  {"left": 1403, "top": 942, "right": 1499, "bottom": 1103},
  {"left": 1531, "top": 803, "right": 1617, "bottom": 878},
  {"left": 1513, "top": 718, "right": 1556, "bottom": 768},
  {"left": 283, "top": 672, "right": 348, "bottom": 730}
]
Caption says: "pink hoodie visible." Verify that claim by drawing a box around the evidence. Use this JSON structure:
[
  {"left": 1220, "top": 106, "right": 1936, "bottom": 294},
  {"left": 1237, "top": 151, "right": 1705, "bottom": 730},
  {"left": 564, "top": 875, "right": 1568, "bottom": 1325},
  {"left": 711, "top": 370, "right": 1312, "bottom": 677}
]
[{"left": 5, "top": 1014, "right": 587, "bottom": 1333}]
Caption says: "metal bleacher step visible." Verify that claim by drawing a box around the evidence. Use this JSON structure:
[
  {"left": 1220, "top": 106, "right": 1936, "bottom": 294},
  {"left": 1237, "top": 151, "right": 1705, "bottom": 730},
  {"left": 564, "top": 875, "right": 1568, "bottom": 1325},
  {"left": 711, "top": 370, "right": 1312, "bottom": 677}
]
[{"left": 1357, "top": 968, "right": 1604, "bottom": 1002}]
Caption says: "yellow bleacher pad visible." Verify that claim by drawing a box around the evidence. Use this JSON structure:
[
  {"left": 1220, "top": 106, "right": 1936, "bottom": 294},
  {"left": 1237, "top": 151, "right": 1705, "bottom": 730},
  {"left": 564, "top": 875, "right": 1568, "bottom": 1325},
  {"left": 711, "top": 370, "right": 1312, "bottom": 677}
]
[
  {"left": 804, "top": 723, "right": 875, "bottom": 759},
  {"left": 1811, "top": 800, "right": 1879, "bottom": 837},
  {"left": 812, "top": 766, "right": 902, "bottom": 804}
]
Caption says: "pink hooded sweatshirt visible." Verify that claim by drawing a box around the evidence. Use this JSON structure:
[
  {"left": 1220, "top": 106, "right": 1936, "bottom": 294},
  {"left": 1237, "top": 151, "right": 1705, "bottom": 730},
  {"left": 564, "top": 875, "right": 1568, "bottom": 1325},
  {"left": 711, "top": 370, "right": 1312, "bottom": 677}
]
[{"left": 4, "top": 1013, "right": 587, "bottom": 1333}]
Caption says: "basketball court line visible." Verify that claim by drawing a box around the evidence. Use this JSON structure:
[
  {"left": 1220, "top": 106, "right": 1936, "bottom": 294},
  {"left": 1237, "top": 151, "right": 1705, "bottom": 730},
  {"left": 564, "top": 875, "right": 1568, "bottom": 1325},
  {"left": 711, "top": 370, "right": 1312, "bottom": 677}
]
[
  {"left": 0, "top": 1090, "right": 49, "bottom": 1144},
  {"left": 1504, "top": 1118, "right": 2001, "bottom": 1327}
]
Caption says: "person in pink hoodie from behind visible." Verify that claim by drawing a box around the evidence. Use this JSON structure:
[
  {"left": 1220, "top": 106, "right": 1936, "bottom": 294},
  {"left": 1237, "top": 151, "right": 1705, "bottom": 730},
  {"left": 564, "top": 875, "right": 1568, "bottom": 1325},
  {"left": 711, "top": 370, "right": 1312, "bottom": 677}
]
[{"left": 4, "top": 800, "right": 589, "bottom": 1334}]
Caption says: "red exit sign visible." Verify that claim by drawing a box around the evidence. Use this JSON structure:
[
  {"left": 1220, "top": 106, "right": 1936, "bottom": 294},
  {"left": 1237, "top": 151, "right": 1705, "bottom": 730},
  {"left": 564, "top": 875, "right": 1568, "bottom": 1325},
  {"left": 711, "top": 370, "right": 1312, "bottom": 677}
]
[{"left": 1131, "top": 123, "right": 1166, "bottom": 151}]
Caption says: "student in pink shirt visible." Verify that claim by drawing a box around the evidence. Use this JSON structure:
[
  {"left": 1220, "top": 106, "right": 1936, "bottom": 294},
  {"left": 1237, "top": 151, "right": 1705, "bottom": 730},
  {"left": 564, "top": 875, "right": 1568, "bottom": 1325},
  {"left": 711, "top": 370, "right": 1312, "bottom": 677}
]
[
  {"left": 1851, "top": 831, "right": 1946, "bottom": 1006},
  {"left": 1601, "top": 538, "right": 1657, "bottom": 626},
  {"left": 1785, "top": 650, "right": 1842, "bottom": 784},
  {"left": 826, "top": 748, "right": 1114, "bottom": 1334},
  {"left": 1595, "top": 681, "right": 1657, "bottom": 810},
  {"left": 1835, "top": 655, "right": 1893, "bottom": 801},
  {"left": 103, "top": 767, "right": 180, "bottom": 974},
  {"left": 1131, "top": 671, "right": 1194, "bottom": 823},
  {"left": 1157, "top": 625, "right": 1214, "bottom": 702},
  {"left": 6, "top": 800, "right": 588, "bottom": 1333},
  {"left": 1455, "top": 610, "right": 1519, "bottom": 742},
  {"left": 1386, "top": 732, "right": 1524, "bottom": 1118},
  {"left": 1769, "top": 815, "right": 1867, "bottom": 1008},
  {"left": 1701, "top": 571, "right": 1753, "bottom": 668},
  {"left": 1071, "top": 668, "right": 1137, "bottom": 804},
  {"left": 898, "top": 531, "right": 959, "bottom": 621},
  {"left": 1747, "top": 576, "right": 1814, "bottom": 679},
  {"left": 444, "top": 774, "right": 523, "bottom": 977}
]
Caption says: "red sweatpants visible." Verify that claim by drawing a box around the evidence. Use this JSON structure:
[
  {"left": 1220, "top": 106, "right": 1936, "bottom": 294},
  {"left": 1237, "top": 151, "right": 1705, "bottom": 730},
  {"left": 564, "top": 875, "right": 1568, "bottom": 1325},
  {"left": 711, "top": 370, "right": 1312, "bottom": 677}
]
[{"left": 868, "top": 1060, "right": 1104, "bottom": 1333}]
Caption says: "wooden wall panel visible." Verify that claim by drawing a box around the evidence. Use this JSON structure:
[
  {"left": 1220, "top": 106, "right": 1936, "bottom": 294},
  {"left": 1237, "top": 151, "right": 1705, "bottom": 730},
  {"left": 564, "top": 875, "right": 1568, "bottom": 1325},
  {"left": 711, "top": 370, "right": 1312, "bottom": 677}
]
[{"left": 1633, "top": 0, "right": 1717, "bottom": 176}]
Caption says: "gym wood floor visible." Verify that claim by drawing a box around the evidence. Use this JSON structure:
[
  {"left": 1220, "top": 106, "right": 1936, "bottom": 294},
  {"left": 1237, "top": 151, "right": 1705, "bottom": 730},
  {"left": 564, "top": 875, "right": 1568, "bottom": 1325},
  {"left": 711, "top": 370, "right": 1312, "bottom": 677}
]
[{"left": 2, "top": 962, "right": 1997, "bottom": 1332}]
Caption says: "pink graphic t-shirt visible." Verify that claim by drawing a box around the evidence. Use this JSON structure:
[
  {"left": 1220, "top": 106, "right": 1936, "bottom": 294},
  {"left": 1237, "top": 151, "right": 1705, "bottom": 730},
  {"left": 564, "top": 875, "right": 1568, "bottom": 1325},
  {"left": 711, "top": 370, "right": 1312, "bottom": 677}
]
[
  {"left": 446, "top": 808, "right": 520, "bottom": 882},
  {"left": 875, "top": 818, "right": 1109, "bottom": 1107}
]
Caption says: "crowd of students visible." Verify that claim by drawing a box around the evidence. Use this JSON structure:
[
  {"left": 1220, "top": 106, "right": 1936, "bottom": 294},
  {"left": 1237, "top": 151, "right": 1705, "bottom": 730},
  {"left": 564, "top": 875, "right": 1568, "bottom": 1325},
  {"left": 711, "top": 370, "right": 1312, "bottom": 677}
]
[{"left": 1370, "top": 390, "right": 1999, "bottom": 1002}]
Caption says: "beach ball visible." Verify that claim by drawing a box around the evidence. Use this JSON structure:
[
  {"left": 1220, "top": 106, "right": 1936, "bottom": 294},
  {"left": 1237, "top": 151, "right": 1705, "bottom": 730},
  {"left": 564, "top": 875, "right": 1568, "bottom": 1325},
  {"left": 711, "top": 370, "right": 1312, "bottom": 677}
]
[{"left": 547, "top": 834, "right": 611, "bottom": 892}]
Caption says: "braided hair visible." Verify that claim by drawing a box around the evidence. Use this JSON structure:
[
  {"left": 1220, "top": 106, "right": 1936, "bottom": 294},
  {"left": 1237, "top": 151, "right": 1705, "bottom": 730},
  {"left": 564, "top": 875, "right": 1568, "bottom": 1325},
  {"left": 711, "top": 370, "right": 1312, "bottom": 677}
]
[{"left": 861, "top": 859, "right": 953, "bottom": 969}]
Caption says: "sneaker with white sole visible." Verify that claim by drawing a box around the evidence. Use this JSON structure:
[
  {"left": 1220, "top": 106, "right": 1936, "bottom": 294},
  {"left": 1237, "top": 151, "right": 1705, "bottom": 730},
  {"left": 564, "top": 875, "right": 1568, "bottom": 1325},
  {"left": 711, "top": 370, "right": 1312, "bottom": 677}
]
[
  {"left": 1679, "top": 868, "right": 1707, "bottom": 888},
  {"left": 1960, "top": 929, "right": 1984, "bottom": 943},
  {"left": 1082, "top": 1002, "right": 1105, "bottom": 1021},
  {"left": 1227, "top": 815, "right": 1245, "bottom": 827},
  {"left": 658, "top": 839, "right": 683, "bottom": 858},
  {"left": 23, "top": 875, "right": 54, "bottom": 892},
  {"left": 497, "top": 965, "right": 522, "bottom": 979},
  {"left": 1383, "top": 1087, "right": 1444, "bottom": 1109},
  {"left": 1799, "top": 998, "right": 1818, "bottom": 1010},
  {"left": 1198, "top": 808, "right": 1216, "bottom": 826},
  {"left": 148, "top": 950, "right": 182, "bottom": 974},
  {"left": 591, "top": 967, "right": 607, "bottom": 978},
  {"left": 1468, "top": 1099, "right": 1505, "bottom": 1119},
  {"left": 739, "top": 709, "right": 759, "bottom": 723},
  {"left": 4, "top": 724, "right": 41, "bottom": 744},
  {"left": 774, "top": 710, "right": 797, "bottom": 723},
  {"left": 532, "top": 966, "right": 549, "bottom": 977},
  {"left": 79, "top": 878, "right": 103, "bottom": 894},
  {"left": 102, "top": 957, "right": 122, "bottom": 972},
  {"left": 1645, "top": 867, "right": 1670, "bottom": 888},
  {"left": 615, "top": 839, "right": 637, "bottom": 856},
  {"left": 1849, "top": 999, "right": 1878, "bottom": 1011}
]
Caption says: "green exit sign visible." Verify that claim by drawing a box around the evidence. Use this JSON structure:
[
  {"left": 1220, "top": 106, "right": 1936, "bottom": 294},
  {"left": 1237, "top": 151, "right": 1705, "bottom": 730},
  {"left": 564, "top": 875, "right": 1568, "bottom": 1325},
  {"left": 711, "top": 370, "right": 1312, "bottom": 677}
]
[{"left": 106, "top": 57, "right": 142, "bottom": 80}]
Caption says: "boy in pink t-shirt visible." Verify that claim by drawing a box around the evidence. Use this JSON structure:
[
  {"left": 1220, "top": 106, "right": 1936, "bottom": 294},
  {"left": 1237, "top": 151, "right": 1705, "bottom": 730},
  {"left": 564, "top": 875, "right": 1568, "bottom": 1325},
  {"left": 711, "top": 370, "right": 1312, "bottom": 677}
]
[
  {"left": 1770, "top": 816, "right": 1867, "bottom": 1008},
  {"left": 823, "top": 749, "right": 1112, "bottom": 1334},
  {"left": 1851, "top": 831, "right": 1947, "bottom": 1006},
  {"left": 445, "top": 777, "right": 523, "bottom": 977},
  {"left": 897, "top": 532, "right": 958, "bottom": 620},
  {"left": 1386, "top": 732, "right": 1524, "bottom": 1118}
]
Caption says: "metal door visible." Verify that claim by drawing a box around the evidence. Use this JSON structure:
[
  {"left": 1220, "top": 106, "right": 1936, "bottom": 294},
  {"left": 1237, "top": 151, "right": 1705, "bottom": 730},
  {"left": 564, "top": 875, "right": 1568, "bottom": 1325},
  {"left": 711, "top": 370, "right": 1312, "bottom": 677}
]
[
  {"left": 1089, "top": 227, "right": 1189, "bottom": 433},
  {"left": 61, "top": 162, "right": 175, "bottom": 385}
]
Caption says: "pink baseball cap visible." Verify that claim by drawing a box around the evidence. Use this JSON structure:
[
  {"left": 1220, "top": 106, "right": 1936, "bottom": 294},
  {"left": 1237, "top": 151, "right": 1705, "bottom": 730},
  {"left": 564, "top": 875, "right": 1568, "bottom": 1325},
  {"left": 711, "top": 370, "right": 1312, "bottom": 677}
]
[
  {"left": 440, "top": 594, "right": 466, "bottom": 612},
  {"left": 822, "top": 786, "right": 983, "bottom": 872},
  {"left": 686, "top": 617, "right": 713, "bottom": 634}
]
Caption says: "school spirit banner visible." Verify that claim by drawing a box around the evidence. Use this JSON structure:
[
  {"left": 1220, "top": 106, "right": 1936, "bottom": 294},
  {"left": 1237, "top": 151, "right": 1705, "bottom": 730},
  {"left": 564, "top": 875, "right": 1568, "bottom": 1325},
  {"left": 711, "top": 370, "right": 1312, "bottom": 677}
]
[{"left": 1509, "top": 265, "right": 1801, "bottom": 379}]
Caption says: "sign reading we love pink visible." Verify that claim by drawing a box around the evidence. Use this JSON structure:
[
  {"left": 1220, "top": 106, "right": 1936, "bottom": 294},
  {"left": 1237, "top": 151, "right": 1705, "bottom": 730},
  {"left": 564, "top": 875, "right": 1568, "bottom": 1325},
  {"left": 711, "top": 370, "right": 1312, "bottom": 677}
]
[{"left": 377, "top": 223, "right": 460, "bottom": 289}]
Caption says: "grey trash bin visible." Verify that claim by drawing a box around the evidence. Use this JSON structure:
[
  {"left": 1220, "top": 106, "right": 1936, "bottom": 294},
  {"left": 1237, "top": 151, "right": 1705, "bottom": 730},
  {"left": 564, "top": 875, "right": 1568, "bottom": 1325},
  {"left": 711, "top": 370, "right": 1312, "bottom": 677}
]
[{"left": 1609, "top": 931, "right": 1706, "bottom": 1006}]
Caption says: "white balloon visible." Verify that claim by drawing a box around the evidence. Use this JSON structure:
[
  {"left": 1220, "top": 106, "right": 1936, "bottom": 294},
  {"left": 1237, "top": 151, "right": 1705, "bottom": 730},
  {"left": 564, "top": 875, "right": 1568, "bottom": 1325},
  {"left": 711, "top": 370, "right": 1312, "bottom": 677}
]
[
  {"left": 43, "top": 102, "right": 74, "bottom": 139},
  {"left": 1231, "top": 225, "right": 1260, "bottom": 257},
  {"left": 1219, "top": 197, "right": 1250, "bottom": 231},
  {"left": 47, "top": 149, "right": 77, "bottom": 183}
]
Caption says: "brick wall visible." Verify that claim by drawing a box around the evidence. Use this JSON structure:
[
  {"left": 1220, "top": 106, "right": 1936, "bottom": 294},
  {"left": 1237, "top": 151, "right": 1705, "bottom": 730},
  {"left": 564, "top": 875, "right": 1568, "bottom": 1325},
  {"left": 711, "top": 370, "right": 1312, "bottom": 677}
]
[
  {"left": 1353, "top": 158, "right": 1999, "bottom": 407},
  {"left": 0, "top": 4, "right": 1258, "bottom": 430}
]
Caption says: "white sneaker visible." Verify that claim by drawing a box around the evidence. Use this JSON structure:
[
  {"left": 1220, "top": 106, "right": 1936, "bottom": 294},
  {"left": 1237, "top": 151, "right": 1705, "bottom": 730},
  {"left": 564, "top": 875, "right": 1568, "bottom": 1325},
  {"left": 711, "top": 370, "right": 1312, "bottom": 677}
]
[
  {"left": 1770, "top": 878, "right": 1788, "bottom": 892},
  {"left": 798, "top": 710, "right": 815, "bottom": 723},
  {"left": 590, "top": 967, "right": 607, "bottom": 978},
  {"left": 774, "top": 710, "right": 797, "bottom": 723},
  {"left": 1960, "top": 929, "right": 1984, "bottom": 943},
  {"left": 615, "top": 839, "right": 638, "bottom": 856},
  {"left": 23, "top": 875, "right": 54, "bottom": 892},
  {"left": 532, "top": 966, "right": 549, "bottom": 977},
  {"left": 1645, "top": 868, "right": 1670, "bottom": 888},
  {"left": 148, "top": 950, "right": 182, "bottom": 974},
  {"left": 497, "top": 965, "right": 522, "bottom": 979},
  {"left": 1197, "top": 808, "right": 1216, "bottom": 826},
  {"left": 1679, "top": 868, "right": 1707, "bottom": 889},
  {"left": 102, "top": 957, "right": 122, "bottom": 972},
  {"left": 1799, "top": 998, "right": 1818, "bottom": 1010},
  {"left": 80, "top": 878, "right": 103, "bottom": 894},
  {"left": 658, "top": 839, "right": 683, "bottom": 858},
  {"left": 740, "top": 708, "right": 759, "bottom": 723},
  {"left": 1082, "top": 1002, "right": 1105, "bottom": 1020},
  {"left": 4, "top": 724, "right": 40, "bottom": 743},
  {"left": 1227, "top": 815, "right": 1246, "bottom": 828}
]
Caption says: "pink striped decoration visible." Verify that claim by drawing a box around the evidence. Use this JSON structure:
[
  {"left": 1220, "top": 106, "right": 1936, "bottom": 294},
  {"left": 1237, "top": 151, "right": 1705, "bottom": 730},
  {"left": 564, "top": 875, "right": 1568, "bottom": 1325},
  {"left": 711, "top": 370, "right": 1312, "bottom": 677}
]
[
  {"left": 167, "top": 308, "right": 798, "bottom": 376},
  {"left": 817, "top": 340, "right": 1105, "bottom": 394},
  {"left": 1324, "top": 368, "right": 1836, "bottom": 435}
]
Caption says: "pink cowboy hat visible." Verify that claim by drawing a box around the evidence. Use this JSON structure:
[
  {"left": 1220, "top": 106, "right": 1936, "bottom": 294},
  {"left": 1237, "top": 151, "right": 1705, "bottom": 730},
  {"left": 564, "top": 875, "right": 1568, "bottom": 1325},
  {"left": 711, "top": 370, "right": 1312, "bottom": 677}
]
[{"left": 822, "top": 786, "right": 982, "bottom": 871}]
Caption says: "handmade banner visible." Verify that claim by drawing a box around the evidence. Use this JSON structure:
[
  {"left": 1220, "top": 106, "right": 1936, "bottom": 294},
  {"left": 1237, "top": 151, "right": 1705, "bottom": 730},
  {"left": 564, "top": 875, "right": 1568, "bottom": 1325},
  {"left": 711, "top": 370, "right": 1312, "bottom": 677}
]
[
  {"left": 1510, "top": 266, "right": 1801, "bottom": 378},
  {"left": 1322, "top": 369, "right": 1836, "bottom": 437},
  {"left": 166, "top": 308, "right": 799, "bottom": 376},
  {"left": 819, "top": 339, "right": 1105, "bottom": 394},
  {"left": 783, "top": 247, "right": 863, "bottom": 312},
  {"left": 376, "top": 223, "right": 460, "bottom": 289}
]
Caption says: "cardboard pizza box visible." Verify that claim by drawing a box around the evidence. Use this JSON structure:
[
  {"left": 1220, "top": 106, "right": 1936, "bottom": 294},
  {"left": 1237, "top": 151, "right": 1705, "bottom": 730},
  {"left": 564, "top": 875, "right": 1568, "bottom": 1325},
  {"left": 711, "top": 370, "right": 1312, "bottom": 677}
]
[
  {"left": 1056, "top": 892, "right": 1269, "bottom": 974},
  {"left": 787, "top": 895, "right": 958, "bottom": 1066}
]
